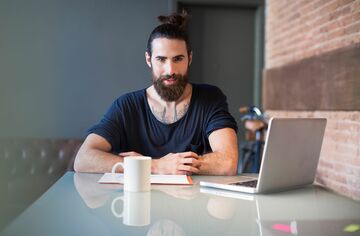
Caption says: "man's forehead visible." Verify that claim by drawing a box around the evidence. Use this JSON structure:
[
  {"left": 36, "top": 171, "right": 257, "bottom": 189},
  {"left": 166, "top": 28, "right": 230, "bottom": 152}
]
[{"left": 151, "top": 38, "right": 187, "bottom": 57}]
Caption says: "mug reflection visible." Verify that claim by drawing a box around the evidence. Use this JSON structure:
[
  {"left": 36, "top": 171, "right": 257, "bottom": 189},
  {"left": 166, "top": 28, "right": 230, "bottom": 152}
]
[{"left": 111, "top": 191, "right": 151, "bottom": 227}]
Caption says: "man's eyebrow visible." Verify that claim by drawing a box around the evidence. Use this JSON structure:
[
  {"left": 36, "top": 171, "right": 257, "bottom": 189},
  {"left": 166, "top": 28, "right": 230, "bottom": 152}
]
[
  {"left": 173, "top": 55, "right": 185, "bottom": 58},
  {"left": 154, "top": 55, "right": 185, "bottom": 60}
]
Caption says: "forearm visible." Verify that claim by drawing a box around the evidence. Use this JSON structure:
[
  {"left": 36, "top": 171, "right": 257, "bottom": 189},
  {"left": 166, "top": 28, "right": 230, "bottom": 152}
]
[
  {"left": 198, "top": 128, "right": 239, "bottom": 175},
  {"left": 198, "top": 151, "right": 238, "bottom": 175},
  {"left": 74, "top": 147, "right": 123, "bottom": 173}
]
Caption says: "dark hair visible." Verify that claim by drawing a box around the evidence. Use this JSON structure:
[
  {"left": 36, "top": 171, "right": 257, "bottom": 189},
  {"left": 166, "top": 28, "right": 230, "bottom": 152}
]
[{"left": 146, "top": 11, "right": 191, "bottom": 56}]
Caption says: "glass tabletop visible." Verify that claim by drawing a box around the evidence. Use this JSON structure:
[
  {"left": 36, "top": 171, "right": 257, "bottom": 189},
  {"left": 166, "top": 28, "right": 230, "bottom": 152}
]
[{"left": 1, "top": 172, "right": 360, "bottom": 236}]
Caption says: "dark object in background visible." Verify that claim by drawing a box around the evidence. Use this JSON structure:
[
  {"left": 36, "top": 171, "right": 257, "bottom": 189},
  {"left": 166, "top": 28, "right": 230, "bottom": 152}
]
[{"left": 239, "top": 106, "right": 267, "bottom": 173}]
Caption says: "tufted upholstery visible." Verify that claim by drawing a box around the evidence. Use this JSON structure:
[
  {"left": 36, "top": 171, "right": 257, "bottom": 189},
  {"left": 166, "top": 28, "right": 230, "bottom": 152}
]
[
  {"left": 0, "top": 138, "right": 83, "bottom": 229},
  {"left": 0, "top": 138, "right": 82, "bottom": 177}
]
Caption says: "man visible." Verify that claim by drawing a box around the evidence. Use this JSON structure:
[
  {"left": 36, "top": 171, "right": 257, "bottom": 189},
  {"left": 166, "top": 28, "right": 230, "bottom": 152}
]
[{"left": 74, "top": 12, "right": 238, "bottom": 175}]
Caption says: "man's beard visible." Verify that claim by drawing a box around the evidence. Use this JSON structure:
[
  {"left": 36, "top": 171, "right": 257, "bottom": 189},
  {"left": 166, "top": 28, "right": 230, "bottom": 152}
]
[{"left": 152, "top": 73, "right": 189, "bottom": 102}]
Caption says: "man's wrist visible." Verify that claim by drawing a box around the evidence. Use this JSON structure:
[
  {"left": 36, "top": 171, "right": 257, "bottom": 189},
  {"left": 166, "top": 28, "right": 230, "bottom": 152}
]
[{"left": 151, "top": 159, "right": 159, "bottom": 174}]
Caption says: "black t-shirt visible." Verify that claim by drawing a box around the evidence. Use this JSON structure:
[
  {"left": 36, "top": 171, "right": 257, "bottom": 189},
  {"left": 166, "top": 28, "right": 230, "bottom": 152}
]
[{"left": 88, "top": 84, "right": 237, "bottom": 158}]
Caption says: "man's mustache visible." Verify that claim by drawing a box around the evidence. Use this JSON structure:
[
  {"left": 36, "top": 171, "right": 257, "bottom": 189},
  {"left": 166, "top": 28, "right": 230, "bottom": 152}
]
[{"left": 159, "top": 74, "right": 181, "bottom": 81}]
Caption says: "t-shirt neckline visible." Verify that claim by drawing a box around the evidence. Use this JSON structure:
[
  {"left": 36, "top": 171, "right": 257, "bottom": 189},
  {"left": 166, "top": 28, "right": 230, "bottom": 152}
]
[{"left": 144, "top": 84, "right": 196, "bottom": 127}]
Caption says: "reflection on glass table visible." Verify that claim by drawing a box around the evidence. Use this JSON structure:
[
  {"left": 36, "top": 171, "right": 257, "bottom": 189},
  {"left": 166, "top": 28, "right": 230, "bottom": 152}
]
[
  {"left": 201, "top": 187, "right": 360, "bottom": 236},
  {"left": 111, "top": 191, "right": 151, "bottom": 227},
  {"left": 1, "top": 172, "right": 359, "bottom": 236}
]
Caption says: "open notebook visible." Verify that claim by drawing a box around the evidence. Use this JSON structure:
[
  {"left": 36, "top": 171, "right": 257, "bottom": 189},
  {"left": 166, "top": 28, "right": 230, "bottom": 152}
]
[{"left": 98, "top": 173, "right": 193, "bottom": 185}]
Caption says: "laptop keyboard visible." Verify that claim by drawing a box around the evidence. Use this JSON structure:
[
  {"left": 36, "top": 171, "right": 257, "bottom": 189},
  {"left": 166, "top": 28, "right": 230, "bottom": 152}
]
[{"left": 230, "top": 180, "right": 258, "bottom": 188}]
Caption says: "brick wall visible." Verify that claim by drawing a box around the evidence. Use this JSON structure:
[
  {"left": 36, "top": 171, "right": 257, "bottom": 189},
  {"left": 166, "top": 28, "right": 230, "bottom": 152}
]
[
  {"left": 265, "top": 0, "right": 360, "bottom": 200},
  {"left": 266, "top": 0, "right": 360, "bottom": 68}
]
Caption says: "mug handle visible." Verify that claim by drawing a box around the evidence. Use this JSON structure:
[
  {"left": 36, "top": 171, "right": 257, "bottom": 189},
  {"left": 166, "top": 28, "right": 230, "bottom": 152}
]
[
  {"left": 112, "top": 162, "right": 124, "bottom": 174},
  {"left": 111, "top": 196, "right": 124, "bottom": 218}
]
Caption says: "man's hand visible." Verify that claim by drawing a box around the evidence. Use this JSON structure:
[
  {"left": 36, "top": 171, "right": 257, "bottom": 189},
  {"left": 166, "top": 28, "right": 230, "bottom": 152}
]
[{"left": 152, "top": 152, "right": 201, "bottom": 175}]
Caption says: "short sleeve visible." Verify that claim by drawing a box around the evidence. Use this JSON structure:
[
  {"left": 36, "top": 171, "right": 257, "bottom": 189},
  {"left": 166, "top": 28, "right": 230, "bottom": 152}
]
[
  {"left": 87, "top": 99, "right": 124, "bottom": 152},
  {"left": 205, "top": 87, "right": 238, "bottom": 137}
]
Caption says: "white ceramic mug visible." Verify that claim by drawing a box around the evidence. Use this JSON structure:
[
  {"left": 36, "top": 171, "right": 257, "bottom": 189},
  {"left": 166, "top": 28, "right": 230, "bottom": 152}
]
[
  {"left": 112, "top": 156, "right": 151, "bottom": 192},
  {"left": 111, "top": 191, "right": 151, "bottom": 226}
]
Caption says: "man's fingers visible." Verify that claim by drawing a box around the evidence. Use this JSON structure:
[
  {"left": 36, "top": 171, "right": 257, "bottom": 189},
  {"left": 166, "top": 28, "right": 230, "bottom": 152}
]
[
  {"left": 180, "top": 158, "right": 201, "bottom": 168},
  {"left": 178, "top": 151, "right": 199, "bottom": 159},
  {"left": 178, "top": 164, "right": 200, "bottom": 173},
  {"left": 177, "top": 170, "right": 189, "bottom": 175},
  {"left": 155, "top": 152, "right": 201, "bottom": 175}
]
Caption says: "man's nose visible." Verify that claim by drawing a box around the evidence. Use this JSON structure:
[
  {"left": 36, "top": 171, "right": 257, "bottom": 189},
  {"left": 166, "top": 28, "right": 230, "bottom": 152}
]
[{"left": 164, "top": 61, "right": 176, "bottom": 75}]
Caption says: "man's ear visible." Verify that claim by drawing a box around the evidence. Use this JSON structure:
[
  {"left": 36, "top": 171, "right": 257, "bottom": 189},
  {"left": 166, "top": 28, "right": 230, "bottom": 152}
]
[
  {"left": 188, "top": 51, "right": 193, "bottom": 66},
  {"left": 145, "top": 52, "right": 152, "bottom": 68}
]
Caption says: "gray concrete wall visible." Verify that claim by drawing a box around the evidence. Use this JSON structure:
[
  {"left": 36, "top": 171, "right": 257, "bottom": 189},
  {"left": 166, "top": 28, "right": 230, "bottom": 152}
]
[{"left": 0, "top": 0, "right": 167, "bottom": 138}]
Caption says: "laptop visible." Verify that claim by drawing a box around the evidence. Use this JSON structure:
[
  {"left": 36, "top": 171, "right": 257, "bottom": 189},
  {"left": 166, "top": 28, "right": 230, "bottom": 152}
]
[{"left": 200, "top": 118, "right": 327, "bottom": 194}]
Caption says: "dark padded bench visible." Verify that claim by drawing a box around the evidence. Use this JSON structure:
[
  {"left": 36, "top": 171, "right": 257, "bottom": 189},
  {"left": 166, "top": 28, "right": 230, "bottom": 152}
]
[{"left": 0, "top": 138, "right": 83, "bottom": 230}]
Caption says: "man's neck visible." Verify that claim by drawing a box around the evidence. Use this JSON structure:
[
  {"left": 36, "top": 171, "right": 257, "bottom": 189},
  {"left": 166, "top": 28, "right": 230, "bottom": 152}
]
[{"left": 146, "top": 84, "right": 192, "bottom": 124}]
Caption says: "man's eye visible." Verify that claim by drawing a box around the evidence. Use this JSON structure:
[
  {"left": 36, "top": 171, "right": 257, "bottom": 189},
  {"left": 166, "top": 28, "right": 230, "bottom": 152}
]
[
  {"left": 173, "top": 57, "right": 183, "bottom": 62},
  {"left": 157, "top": 57, "right": 166, "bottom": 62}
]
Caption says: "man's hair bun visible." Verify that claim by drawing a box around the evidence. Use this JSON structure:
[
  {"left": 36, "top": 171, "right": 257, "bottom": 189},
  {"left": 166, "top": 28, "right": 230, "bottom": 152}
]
[
  {"left": 146, "top": 10, "right": 191, "bottom": 56},
  {"left": 157, "top": 11, "right": 189, "bottom": 30}
]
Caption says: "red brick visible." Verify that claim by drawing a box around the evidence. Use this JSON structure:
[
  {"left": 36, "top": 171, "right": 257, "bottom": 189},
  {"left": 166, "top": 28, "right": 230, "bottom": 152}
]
[
  {"left": 318, "top": 177, "right": 351, "bottom": 195},
  {"left": 351, "top": 11, "right": 360, "bottom": 23},
  {"left": 349, "top": 188, "right": 360, "bottom": 201},
  {"left": 313, "top": 0, "right": 335, "bottom": 10},
  {"left": 346, "top": 175, "right": 360, "bottom": 188},
  {"left": 344, "top": 21, "right": 360, "bottom": 33},
  {"left": 351, "top": 0, "right": 360, "bottom": 12},
  {"left": 329, "top": 5, "right": 352, "bottom": 20},
  {"left": 335, "top": 120, "right": 360, "bottom": 132}
]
